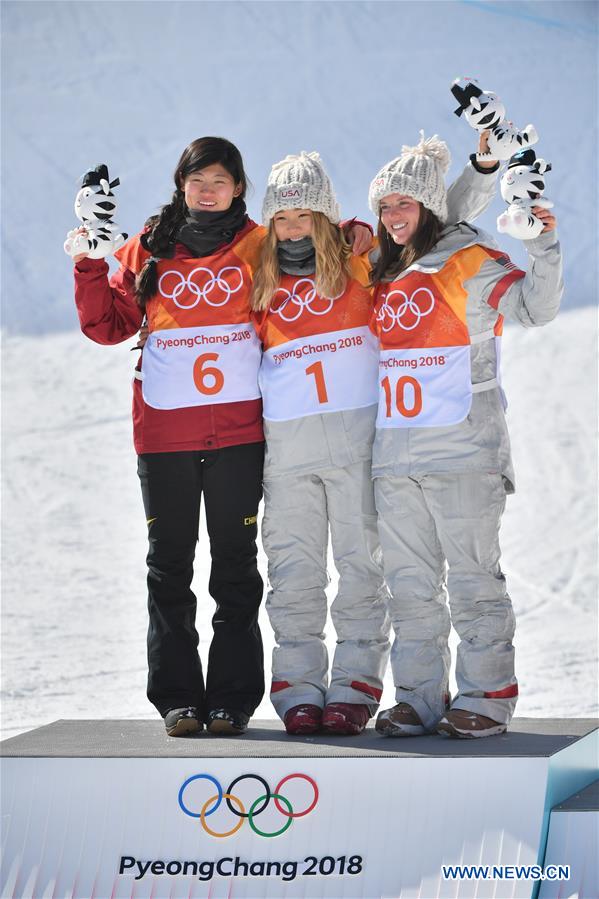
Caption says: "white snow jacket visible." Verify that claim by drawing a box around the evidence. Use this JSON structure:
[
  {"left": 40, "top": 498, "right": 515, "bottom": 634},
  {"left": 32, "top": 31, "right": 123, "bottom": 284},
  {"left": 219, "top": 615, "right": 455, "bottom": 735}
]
[{"left": 370, "top": 223, "right": 563, "bottom": 489}]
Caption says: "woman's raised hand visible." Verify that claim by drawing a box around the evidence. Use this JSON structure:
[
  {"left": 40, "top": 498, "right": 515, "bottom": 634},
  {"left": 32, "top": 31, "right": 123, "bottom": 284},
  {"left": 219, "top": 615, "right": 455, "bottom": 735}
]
[
  {"left": 532, "top": 205, "right": 556, "bottom": 233},
  {"left": 65, "top": 226, "right": 90, "bottom": 263},
  {"left": 476, "top": 130, "right": 498, "bottom": 169}
]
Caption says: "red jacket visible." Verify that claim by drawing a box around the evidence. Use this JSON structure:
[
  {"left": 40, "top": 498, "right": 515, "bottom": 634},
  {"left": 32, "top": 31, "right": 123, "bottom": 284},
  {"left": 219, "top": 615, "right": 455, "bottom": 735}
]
[{"left": 74, "top": 219, "right": 265, "bottom": 454}]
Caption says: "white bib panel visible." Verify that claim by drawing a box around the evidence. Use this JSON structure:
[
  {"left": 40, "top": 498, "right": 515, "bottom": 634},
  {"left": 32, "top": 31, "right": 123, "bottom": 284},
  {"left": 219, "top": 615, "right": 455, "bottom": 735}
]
[
  {"left": 376, "top": 345, "right": 472, "bottom": 428},
  {"left": 141, "top": 324, "right": 261, "bottom": 410},
  {"left": 260, "top": 326, "right": 379, "bottom": 422}
]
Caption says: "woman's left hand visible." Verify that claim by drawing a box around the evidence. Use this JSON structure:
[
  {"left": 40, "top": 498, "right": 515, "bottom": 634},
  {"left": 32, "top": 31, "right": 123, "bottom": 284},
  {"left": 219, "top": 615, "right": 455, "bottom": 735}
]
[
  {"left": 346, "top": 221, "right": 374, "bottom": 255},
  {"left": 533, "top": 206, "right": 557, "bottom": 232},
  {"left": 476, "top": 130, "right": 498, "bottom": 169},
  {"left": 136, "top": 323, "right": 149, "bottom": 349}
]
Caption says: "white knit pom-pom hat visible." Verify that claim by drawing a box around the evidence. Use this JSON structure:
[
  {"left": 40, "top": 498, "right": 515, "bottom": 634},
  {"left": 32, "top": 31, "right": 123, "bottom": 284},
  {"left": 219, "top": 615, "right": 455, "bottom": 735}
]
[
  {"left": 262, "top": 151, "right": 340, "bottom": 226},
  {"left": 368, "top": 132, "right": 451, "bottom": 222}
]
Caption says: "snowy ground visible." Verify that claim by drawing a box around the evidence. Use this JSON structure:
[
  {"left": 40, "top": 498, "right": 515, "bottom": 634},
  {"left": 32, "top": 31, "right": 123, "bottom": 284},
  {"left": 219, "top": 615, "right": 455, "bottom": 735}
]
[{"left": 1, "top": 306, "right": 597, "bottom": 741}]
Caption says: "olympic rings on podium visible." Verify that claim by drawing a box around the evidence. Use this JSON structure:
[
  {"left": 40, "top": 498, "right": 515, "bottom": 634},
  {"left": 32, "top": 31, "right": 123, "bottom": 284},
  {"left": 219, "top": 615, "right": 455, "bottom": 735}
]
[
  {"left": 248, "top": 793, "right": 293, "bottom": 838},
  {"left": 201, "top": 793, "right": 245, "bottom": 838},
  {"left": 178, "top": 772, "right": 319, "bottom": 838}
]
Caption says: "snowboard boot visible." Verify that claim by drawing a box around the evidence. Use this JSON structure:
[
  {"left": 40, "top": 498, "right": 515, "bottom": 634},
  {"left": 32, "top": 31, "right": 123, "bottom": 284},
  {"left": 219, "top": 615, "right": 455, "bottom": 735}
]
[
  {"left": 437, "top": 708, "right": 507, "bottom": 739},
  {"left": 206, "top": 708, "right": 249, "bottom": 736},
  {"left": 375, "top": 703, "right": 427, "bottom": 737},
  {"left": 164, "top": 707, "right": 201, "bottom": 737},
  {"left": 284, "top": 704, "right": 322, "bottom": 735},
  {"left": 322, "top": 703, "right": 370, "bottom": 736}
]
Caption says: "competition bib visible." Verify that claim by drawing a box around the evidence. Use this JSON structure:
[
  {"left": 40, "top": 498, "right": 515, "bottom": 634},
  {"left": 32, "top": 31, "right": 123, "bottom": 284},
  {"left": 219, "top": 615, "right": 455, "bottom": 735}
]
[
  {"left": 372, "top": 249, "right": 501, "bottom": 430},
  {"left": 260, "top": 326, "right": 379, "bottom": 422},
  {"left": 141, "top": 324, "right": 261, "bottom": 410},
  {"left": 376, "top": 346, "right": 472, "bottom": 428},
  {"left": 139, "top": 242, "right": 262, "bottom": 409},
  {"left": 373, "top": 246, "right": 510, "bottom": 429}
]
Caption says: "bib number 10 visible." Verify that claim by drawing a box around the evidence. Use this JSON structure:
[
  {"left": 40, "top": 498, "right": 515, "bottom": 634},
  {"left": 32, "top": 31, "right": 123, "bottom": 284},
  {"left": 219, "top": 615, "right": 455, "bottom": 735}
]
[{"left": 381, "top": 374, "right": 422, "bottom": 418}]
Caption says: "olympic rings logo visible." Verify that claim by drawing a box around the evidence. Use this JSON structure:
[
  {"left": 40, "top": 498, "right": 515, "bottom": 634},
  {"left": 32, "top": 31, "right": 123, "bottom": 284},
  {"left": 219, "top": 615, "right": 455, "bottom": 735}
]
[
  {"left": 377, "top": 287, "right": 436, "bottom": 332},
  {"left": 158, "top": 266, "right": 244, "bottom": 310},
  {"left": 178, "top": 772, "right": 318, "bottom": 839},
  {"left": 270, "top": 278, "right": 341, "bottom": 322}
]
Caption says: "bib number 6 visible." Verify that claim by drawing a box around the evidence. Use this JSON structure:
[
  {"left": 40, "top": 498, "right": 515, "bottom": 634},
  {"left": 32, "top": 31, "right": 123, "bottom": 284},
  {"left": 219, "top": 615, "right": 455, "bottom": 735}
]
[
  {"left": 193, "top": 352, "right": 224, "bottom": 396},
  {"left": 381, "top": 374, "right": 422, "bottom": 418}
]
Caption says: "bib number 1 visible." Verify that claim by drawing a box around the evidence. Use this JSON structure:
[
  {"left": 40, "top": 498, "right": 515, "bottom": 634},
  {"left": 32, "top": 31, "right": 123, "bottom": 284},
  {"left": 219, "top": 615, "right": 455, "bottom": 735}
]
[
  {"left": 381, "top": 374, "right": 422, "bottom": 418},
  {"left": 305, "top": 360, "right": 329, "bottom": 404}
]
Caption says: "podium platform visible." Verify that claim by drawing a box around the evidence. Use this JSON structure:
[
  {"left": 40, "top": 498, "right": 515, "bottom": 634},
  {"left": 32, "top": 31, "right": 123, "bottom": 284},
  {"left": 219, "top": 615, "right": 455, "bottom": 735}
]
[
  {"left": 538, "top": 778, "right": 599, "bottom": 898},
  {"left": 2, "top": 718, "right": 597, "bottom": 898}
]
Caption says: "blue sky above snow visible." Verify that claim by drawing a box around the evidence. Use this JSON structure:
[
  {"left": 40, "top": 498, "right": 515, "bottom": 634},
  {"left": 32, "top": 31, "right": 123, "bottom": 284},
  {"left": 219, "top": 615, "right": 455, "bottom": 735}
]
[{"left": 1, "top": 0, "right": 597, "bottom": 334}]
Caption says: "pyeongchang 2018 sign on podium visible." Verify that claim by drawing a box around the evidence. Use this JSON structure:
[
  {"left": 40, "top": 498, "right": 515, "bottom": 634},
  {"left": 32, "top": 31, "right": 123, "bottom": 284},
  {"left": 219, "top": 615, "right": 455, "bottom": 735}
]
[{"left": 5, "top": 739, "right": 592, "bottom": 899}]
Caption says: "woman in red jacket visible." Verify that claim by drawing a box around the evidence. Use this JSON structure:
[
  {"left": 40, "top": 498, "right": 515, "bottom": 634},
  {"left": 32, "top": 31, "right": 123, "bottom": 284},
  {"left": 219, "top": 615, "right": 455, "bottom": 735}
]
[{"left": 72, "top": 137, "right": 268, "bottom": 736}]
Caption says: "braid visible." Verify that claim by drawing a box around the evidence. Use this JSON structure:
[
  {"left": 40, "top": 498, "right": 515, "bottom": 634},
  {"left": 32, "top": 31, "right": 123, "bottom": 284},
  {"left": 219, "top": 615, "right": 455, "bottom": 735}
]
[{"left": 135, "top": 189, "right": 187, "bottom": 309}]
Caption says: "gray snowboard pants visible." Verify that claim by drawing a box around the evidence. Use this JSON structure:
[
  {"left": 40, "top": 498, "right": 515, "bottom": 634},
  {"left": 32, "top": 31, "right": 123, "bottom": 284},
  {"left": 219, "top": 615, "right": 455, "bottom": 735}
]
[
  {"left": 263, "top": 460, "right": 391, "bottom": 719},
  {"left": 374, "top": 472, "right": 518, "bottom": 731}
]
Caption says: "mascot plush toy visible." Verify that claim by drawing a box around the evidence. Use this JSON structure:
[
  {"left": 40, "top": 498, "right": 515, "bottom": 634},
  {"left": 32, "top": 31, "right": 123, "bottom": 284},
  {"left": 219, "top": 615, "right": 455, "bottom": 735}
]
[
  {"left": 497, "top": 148, "right": 553, "bottom": 240},
  {"left": 64, "top": 164, "right": 127, "bottom": 259},
  {"left": 451, "top": 77, "right": 538, "bottom": 162}
]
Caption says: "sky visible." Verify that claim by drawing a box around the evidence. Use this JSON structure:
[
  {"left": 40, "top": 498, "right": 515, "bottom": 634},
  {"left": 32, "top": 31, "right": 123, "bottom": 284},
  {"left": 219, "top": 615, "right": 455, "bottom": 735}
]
[{"left": 1, "top": 0, "right": 597, "bottom": 334}]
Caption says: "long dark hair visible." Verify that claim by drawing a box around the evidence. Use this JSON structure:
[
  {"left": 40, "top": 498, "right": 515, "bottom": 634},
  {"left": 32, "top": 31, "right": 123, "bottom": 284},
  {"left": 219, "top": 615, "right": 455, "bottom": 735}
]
[
  {"left": 370, "top": 204, "right": 443, "bottom": 286},
  {"left": 135, "top": 137, "right": 249, "bottom": 308}
]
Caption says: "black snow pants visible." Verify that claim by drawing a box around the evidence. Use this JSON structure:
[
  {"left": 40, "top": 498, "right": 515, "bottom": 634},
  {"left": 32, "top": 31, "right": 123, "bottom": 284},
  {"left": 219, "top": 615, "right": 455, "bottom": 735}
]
[{"left": 137, "top": 441, "right": 265, "bottom": 720}]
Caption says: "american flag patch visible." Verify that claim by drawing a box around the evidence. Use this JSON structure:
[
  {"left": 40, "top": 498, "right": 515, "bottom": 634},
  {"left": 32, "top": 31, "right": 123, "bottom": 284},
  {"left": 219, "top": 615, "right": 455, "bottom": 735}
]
[{"left": 495, "top": 255, "right": 518, "bottom": 271}]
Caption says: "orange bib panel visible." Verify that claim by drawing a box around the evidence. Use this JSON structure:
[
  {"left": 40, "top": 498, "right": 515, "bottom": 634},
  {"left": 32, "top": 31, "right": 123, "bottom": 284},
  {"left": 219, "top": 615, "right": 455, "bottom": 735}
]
[
  {"left": 258, "top": 273, "right": 378, "bottom": 422},
  {"left": 142, "top": 247, "right": 261, "bottom": 410},
  {"left": 373, "top": 247, "right": 501, "bottom": 428}
]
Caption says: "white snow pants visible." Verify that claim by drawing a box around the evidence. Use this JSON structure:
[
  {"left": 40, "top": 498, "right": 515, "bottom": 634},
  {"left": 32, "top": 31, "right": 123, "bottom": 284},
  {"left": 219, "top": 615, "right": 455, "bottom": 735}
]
[
  {"left": 374, "top": 472, "right": 518, "bottom": 731},
  {"left": 263, "top": 460, "right": 391, "bottom": 719}
]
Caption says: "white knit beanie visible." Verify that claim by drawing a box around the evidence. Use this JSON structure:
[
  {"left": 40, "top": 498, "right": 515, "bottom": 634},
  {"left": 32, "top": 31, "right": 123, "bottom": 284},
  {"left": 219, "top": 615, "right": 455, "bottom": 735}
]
[
  {"left": 368, "top": 132, "right": 451, "bottom": 222},
  {"left": 262, "top": 151, "right": 340, "bottom": 226}
]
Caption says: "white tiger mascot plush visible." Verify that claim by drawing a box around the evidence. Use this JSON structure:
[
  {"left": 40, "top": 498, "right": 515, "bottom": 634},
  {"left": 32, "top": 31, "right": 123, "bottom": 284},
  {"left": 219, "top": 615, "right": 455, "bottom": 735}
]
[
  {"left": 497, "top": 149, "right": 553, "bottom": 240},
  {"left": 64, "top": 164, "right": 128, "bottom": 259},
  {"left": 451, "top": 78, "right": 538, "bottom": 162}
]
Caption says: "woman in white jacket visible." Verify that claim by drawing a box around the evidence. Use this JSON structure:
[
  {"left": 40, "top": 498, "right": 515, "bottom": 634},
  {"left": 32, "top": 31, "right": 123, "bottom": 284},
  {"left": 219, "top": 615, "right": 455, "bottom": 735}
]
[{"left": 368, "top": 133, "right": 562, "bottom": 738}]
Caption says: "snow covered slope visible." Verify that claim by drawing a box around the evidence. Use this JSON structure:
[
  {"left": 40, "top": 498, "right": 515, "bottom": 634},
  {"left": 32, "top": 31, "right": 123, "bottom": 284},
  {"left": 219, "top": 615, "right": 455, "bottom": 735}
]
[
  {"left": 2, "top": 308, "right": 596, "bottom": 739},
  {"left": 1, "top": 1, "right": 597, "bottom": 335}
]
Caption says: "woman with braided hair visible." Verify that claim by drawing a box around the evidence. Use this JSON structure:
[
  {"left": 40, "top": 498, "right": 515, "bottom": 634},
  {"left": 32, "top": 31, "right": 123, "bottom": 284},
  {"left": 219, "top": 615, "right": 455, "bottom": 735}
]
[
  {"left": 72, "top": 137, "right": 267, "bottom": 737},
  {"left": 71, "top": 136, "right": 372, "bottom": 737}
]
